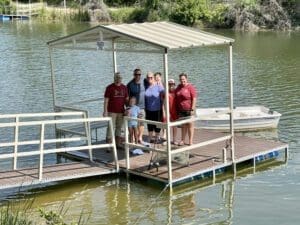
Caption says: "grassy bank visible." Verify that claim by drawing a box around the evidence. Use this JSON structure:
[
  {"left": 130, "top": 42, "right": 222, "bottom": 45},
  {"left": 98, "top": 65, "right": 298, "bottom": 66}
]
[
  {"left": 107, "top": 0, "right": 299, "bottom": 30},
  {"left": 36, "top": 6, "right": 90, "bottom": 22}
]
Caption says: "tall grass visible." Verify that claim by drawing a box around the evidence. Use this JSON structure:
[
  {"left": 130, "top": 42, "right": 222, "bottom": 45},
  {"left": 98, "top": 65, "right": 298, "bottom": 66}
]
[
  {"left": 0, "top": 199, "right": 89, "bottom": 225},
  {"left": 36, "top": 6, "right": 90, "bottom": 22},
  {"left": 0, "top": 199, "right": 34, "bottom": 225}
]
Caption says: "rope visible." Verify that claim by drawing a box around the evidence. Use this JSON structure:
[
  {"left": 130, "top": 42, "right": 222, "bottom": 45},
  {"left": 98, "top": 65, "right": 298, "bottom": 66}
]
[{"left": 133, "top": 183, "right": 170, "bottom": 225}]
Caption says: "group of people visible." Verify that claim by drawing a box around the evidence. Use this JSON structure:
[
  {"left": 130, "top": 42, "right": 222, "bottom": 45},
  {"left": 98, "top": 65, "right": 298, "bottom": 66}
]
[{"left": 103, "top": 68, "right": 197, "bottom": 148}]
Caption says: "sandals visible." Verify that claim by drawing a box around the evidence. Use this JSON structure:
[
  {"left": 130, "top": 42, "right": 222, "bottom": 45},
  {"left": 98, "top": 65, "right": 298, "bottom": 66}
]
[
  {"left": 178, "top": 141, "right": 185, "bottom": 146},
  {"left": 171, "top": 141, "right": 179, "bottom": 145},
  {"left": 178, "top": 141, "right": 192, "bottom": 146}
]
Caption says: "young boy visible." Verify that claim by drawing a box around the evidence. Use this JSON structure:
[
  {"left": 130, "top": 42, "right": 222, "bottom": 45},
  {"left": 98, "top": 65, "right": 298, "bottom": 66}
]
[{"left": 126, "top": 96, "right": 141, "bottom": 144}]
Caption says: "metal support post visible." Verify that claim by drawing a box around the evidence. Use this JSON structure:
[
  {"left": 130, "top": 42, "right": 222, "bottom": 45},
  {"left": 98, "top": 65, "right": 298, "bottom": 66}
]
[
  {"left": 285, "top": 146, "right": 289, "bottom": 163},
  {"left": 112, "top": 39, "right": 117, "bottom": 74},
  {"left": 124, "top": 118, "right": 130, "bottom": 170},
  {"left": 39, "top": 123, "right": 45, "bottom": 181},
  {"left": 83, "top": 112, "right": 93, "bottom": 162},
  {"left": 228, "top": 43, "right": 235, "bottom": 172},
  {"left": 13, "top": 116, "right": 19, "bottom": 170},
  {"left": 163, "top": 48, "right": 173, "bottom": 191},
  {"left": 109, "top": 118, "right": 119, "bottom": 172},
  {"left": 253, "top": 157, "right": 256, "bottom": 173},
  {"left": 48, "top": 47, "right": 57, "bottom": 109},
  {"left": 223, "top": 147, "right": 227, "bottom": 163},
  {"left": 212, "top": 159, "right": 216, "bottom": 185}
]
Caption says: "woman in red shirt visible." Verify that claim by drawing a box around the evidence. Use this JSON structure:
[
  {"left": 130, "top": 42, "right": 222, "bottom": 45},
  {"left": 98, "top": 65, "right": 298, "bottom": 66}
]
[
  {"left": 168, "top": 79, "right": 179, "bottom": 145},
  {"left": 175, "top": 73, "right": 197, "bottom": 146}
]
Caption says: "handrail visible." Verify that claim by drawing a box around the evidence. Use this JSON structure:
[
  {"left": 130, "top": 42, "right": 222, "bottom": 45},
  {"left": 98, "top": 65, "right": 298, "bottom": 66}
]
[
  {"left": 0, "top": 111, "right": 84, "bottom": 119},
  {"left": 55, "top": 105, "right": 88, "bottom": 114},
  {"left": 123, "top": 111, "right": 233, "bottom": 170},
  {"left": 0, "top": 117, "right": 111, "bottom": 128},
  {"left": 124, "top": 109, "right": 230, "bottom": 128},
  {"left": 59, "top": 97, "right": 104, "bottom": 107},
  {"left": 0, "top": 113, "right": 118, "bottom": 180}
]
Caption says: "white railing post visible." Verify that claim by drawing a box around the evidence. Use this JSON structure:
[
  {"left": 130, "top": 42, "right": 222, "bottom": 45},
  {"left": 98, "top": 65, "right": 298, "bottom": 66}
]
[
  {"left": 163, "top": 48, "right": 173, "bottom": 192},
  {"left": 112, "top": 39, "right": 117, "bottom": 74},
  {"left": 124, "top": 118, "right": 130, "bottom": 170},
  {"left": 13, "top": 116, "right": 19, "bottom": 170},
  {"left": 228, "top": 43, "right": 235, "bottom": 164},
  {"left": 83, "top": 112, "right": 93, "bottom": 162},
  {"left": 38, "top": 123, "right": 45, "bottom": 181},
  {"left": 109, "top": 118, "right": 119, "bottom": 172}
]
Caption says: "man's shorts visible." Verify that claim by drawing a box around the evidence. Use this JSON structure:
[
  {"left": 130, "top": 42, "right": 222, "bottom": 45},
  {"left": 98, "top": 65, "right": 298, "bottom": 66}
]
[{"left": 106, "top": 112, "right": 124, "bottom": 138}]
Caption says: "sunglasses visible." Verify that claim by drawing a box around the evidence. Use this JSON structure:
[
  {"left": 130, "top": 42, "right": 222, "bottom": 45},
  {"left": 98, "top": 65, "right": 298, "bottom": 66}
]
[
  {"left": 135, "top": 73, "right": 141, "bottom": 76},
  {"left": 147, "top": 77, "right": 153, "bottom": 79}
]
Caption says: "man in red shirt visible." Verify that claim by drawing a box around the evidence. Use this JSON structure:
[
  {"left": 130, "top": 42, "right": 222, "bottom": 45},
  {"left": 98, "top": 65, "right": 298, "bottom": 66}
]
[
  {"left": 103, "top": 72, "right": 128, "bottom": 147},
  {"left": 175, "top": 73, "right": 197, "bottom": 146}
]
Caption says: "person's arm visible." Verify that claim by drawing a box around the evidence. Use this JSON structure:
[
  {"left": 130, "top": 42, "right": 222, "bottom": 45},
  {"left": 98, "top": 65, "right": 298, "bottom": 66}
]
[
  {"left": 125, "top": 85, "right": 129, "bottom": 107},
  {"left": 103, "top": 97, "right": 109, "bottom": 117},
  {"left": 190, "top": 85, "right": 197, "bottom": 115},
  {"left": 160, "top": 88, "right": 166, "bottom": 120},
  {"left": 191, "top": 97, "right": 196, "bottom": 115}
]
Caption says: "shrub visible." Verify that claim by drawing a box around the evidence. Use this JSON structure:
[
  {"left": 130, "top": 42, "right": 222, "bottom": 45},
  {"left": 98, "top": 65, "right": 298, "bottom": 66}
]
[
  {"left": 109, "top": 7, "right": 147, "bottom": 23},
  {"left": 0, "top": 0, "right": 11, "bottom": 14},
  {"left": 71, "top": 8, "right": 90, "bottom": 22},
  {"left": 170, "top": 0, "right": 208, "bottom": 26},
  {"left": 205, "top": 4, "right": 231, "bottom": 28}
]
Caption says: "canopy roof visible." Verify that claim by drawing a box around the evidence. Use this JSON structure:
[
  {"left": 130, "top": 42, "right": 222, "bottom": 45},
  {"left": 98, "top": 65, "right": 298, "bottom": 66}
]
[{"left": 47, "top": 21, "right": 234, "bottom": 51}]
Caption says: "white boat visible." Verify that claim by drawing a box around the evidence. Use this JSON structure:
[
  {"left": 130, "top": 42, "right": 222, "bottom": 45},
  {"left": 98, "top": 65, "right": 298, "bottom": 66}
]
[{"left": 196, "top": 106, "right": 281, "bottom": 131}]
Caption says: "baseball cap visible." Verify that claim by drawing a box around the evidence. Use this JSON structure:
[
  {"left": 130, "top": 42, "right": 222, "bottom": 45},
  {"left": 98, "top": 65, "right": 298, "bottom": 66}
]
[
  {"left": 114, "top": 72, "right": 122, "bottom": 78},
  {"left": 168, "top": 79, "right": 175, "bottom": 84}
]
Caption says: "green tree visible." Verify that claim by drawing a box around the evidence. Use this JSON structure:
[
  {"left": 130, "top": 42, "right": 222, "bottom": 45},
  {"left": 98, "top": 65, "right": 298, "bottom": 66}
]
[{"left": 171, "top": 0, "right": 207, "bottom": 26}]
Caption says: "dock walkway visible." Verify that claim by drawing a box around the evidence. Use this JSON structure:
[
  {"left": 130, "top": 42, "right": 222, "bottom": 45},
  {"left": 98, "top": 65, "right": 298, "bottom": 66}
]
[
  {"left": 0, "top": 161, "right": 116, "bottom": 190},
  {"left": 64, "top": 129, "right": 288, "bottom": 185}
]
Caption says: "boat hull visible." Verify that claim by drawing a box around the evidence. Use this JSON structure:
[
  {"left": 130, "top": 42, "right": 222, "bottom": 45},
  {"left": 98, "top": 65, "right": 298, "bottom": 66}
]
[{"left": 196, "top": 106, "right": 281, "bottom": 131}]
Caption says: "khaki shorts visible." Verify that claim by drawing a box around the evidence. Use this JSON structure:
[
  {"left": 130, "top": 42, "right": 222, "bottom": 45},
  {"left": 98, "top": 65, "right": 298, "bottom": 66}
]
[{"left": 106, "top": 112, "right": 124, "bottom": 139}]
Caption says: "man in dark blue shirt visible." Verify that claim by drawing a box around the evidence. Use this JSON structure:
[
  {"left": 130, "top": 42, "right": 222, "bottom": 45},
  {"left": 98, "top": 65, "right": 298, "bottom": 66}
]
[{"left": 127, "top": 68, "right": 149, "bottom": 143}]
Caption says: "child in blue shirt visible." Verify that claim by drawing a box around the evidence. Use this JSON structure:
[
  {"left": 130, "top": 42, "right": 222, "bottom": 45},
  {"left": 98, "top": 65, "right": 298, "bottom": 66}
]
[{"left": 126, "top": 96, "right": 141, "bottom": 144}]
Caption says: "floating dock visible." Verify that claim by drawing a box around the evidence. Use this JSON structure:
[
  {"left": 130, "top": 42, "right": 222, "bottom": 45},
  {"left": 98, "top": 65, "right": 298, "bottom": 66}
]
[
  {"left": 62, "top": 129, "right": 288, "bottom": 186},
  {"left": 0, "top": 127, "right": 287, "bottom": 190},
  {"left": 0, "top": 161, "right": 116, "bottom": 190},
  {"left": 0, "top": 14, "right": 30, "bottom": 21},
  {"left": 0, "top": 22, "right": 289, "bottom": 191}
]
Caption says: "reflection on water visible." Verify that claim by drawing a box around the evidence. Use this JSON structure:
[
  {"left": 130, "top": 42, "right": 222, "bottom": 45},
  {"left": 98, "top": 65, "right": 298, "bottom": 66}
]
[
  {"left": 0, "top": 22, "right": 299, "bottom": 224},
  {"left": 0, "top": 159, "right": 286, "bottom": 225}
]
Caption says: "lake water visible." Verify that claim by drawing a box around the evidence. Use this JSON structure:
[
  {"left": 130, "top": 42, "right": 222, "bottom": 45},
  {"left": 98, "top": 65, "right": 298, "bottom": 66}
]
[{"left": 0, "top": 21, "right": 299, "bottom": 225}]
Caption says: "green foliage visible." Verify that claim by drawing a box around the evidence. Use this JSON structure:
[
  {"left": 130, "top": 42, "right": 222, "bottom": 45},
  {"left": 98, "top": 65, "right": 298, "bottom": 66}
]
[
  {"left": 0, "top": 200, "right": 34, "bottom": 225},
  {"left": 144, "top": 0, "right": 161, "bottom": 10},
  {"left": 71, "top": 8, "right": 90, "bottom": 22},
  {"left": 36, "top": 7, "right": 90, "bottom": 22},
  {"left": 235, "top": 0, "right": 258, "bottom": 9},
  {"left": 39, "top": 206, "right": 88, "bottom": 225},
  {"left": 109, "top": 7, "right": 148, "bottom": 23},
  {"left": 279, "top": 0, "right": 299, "bottom": 25},
  {"left": 0, "top": 199, "right": 88, "bottom": 225},
  {"left": 39, "top": 208, "right": 71, "bottom": 225},
  {"left": 105, "top": 0, "right": 137, "bottom": 7},
  {"left": 170, "top": 0, "right": 208, "bottom": 26},
  {"left": 204, "top": 4, "right": 230, "bottom": 28},
  {"left": 0, "top": 0, "right": 10, "bottom": 14}
]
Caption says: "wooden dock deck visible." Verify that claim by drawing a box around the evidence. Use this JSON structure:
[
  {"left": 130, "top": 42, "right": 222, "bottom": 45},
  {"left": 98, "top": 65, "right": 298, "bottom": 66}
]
[
  {"left": 0, "top": 161, "right": 117, "bottom": 190},
  {"left": 64, "top": 129, "right": 288, "bottom": 185},
  {"left": 0, "top": 128, "right": 287, "bottom": 190}
]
